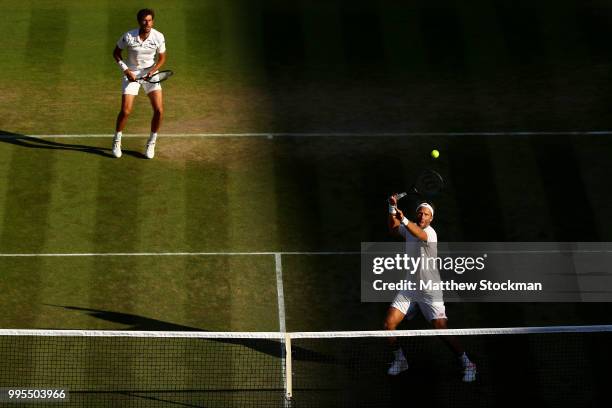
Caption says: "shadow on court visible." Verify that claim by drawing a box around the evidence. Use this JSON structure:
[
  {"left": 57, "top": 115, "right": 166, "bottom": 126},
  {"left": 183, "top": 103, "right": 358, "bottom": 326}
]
[
  {"left": 0, "top": 130, "right": 146, "bottom": 159},
  {"left": 44, "top": 304, "right": 334, "bottom": 364}
]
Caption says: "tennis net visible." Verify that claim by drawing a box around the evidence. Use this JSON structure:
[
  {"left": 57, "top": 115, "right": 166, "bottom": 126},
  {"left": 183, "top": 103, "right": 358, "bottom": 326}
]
[{"left": 0, "top": 326, "right": 610, "bottom": 407}]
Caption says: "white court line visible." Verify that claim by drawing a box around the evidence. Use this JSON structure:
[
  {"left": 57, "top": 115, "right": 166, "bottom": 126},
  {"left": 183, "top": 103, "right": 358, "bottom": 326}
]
[
  {"left": 0, "top": 251, "right": 360, "bottom": 257},
  {"left": 3, "top": 130, "right": 612, "bottom": 138},
  {"left": 275, "top": 253, "right": 287, "bottom": 333}
]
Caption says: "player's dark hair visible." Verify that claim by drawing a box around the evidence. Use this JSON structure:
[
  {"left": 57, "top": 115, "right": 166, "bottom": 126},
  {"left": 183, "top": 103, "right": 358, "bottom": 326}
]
[{"left": 137, "top": 8, "right": 155, "bottom": 21}]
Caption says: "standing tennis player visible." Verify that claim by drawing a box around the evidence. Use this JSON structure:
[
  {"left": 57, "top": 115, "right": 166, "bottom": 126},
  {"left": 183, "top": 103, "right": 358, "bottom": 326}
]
[
  {"left": 112, "top": 8, "right": 166, "bottom": 159},
  {"left": 384, "top": 195, "right": 477, "bottom": 382}
]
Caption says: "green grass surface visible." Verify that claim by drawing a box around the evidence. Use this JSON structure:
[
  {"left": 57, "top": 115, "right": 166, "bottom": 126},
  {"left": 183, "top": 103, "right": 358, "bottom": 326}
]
[
  {"left": 3, "top": 0, "right": 612, "bottom": 134},
  {"left": 0, "top": 255, "right": 279, "bottom": 331},
  {"left": 1, "top": 132, "right": 612, "bottom": 329},
  {"left": 1, "top": 132, "right": 611, "bottom": 406},
  {"left": 2, "top": 0, "right": 612, "bottom": 406}
]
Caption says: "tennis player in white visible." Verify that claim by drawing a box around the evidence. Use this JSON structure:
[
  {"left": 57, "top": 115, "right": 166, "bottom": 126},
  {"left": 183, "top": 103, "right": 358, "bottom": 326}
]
[
  {"left": 384, "top": 196, "right": 477, "bottom": 382},
  {"left": 112, "top": 8, "right": 166, "bottom": 159}
]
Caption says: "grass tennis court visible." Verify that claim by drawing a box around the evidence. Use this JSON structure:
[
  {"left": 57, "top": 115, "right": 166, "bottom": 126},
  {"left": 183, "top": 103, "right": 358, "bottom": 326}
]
[
  {"left": 1, "top": 134, "right": 611, "bottom": 407},
  {"left": 2, "top": 0, "right": 612, "bottom": 406}
]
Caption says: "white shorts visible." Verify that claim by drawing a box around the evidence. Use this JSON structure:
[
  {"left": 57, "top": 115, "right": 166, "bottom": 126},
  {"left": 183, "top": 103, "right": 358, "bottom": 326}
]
[
  {"left": 122, "top": 68, "right": 162, "bottom": 95},
  {"left": 390, "top": 292, "right": 447, "bottom": 321}
]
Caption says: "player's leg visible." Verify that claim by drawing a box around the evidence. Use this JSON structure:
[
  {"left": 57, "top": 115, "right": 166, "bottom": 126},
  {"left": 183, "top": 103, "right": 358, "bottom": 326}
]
[
  {"left": 144, "top": 88, "right": 163, "bottom": 159},
  {"left": 148, "top": 89, "right": 163, "bottom": 133},
  {"left": 426, "top": 303, "right": 477, "bottom": 382},
  {"left": 384, "top": 306, "right": 405, "bottom": 345},
  {"left": 385, "top": 293, "right": 414, "bottom": 375},
  {"left": 113, "top": 94, "right": 136, "bottom": 158},
  {"left": 431, "top": 317, "right": 466, "bottom": 355},
  {"left": 113, "top": 74, "right": 140, "bottom": 158},
  {"left": 384, "top": 306, "right": 409, "bottom": 375},
  {"left": 116, "top": 94, "right": 136, "bottom": 133}
]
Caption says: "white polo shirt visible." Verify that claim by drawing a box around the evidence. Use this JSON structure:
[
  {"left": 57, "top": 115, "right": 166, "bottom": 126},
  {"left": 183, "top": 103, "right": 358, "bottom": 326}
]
[
  {"left": 399, "top": 224, "right": 437, "bottom": 252},
  {"left": 117, "top": 28, "right": 166, "bottom": 70},
  {"left": 399, "top": 223, "right": 441, "bottom": 299}
]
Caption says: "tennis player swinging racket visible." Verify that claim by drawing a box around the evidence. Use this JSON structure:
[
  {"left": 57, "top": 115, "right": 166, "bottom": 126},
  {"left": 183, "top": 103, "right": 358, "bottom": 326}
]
[{"left": 385, "top": 170, "right": 477, "bottom": 382}]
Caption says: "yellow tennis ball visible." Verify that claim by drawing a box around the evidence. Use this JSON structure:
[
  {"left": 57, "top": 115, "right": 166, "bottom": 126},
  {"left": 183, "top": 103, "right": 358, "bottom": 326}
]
[{"left": 431, "top": 149, "right": 440, "bottom": 159}]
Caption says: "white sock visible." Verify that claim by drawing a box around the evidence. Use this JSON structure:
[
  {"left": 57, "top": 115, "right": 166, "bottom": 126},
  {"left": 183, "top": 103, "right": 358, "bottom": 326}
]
[
  {"left": 114, "top": 131, "right": 122, "bottom": 142},
  {"left": 148, "top": 132, "right": 157, "bottom": 144},
  {"left": 393, "top": 348, "right": 405, "bottom": 360}
]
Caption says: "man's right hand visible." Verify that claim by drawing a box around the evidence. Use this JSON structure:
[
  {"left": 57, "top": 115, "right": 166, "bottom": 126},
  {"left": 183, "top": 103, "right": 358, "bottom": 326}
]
[
  {"left": 395, "top": 209, "right": 404, "bottom": 221},
  {"left": 388, "top": 194, "right": 398, "bottom": 206},
  {"left": 125, "top": 70, "right": 137, "bottom": 82}
]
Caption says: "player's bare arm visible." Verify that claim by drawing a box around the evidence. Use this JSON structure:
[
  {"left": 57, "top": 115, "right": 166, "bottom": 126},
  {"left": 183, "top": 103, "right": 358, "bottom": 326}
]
[
  {"left": 402, "top": 216, "right": 428, "bottom": 241},
  {"left": 387, "top": 194, "right": 401, "bottom": 232},
  {"left": 387, "top": 195, "right": 428, "bottom": 241},
  {"left": 113, "top": 46, "right": 136, "bottom": 82}
]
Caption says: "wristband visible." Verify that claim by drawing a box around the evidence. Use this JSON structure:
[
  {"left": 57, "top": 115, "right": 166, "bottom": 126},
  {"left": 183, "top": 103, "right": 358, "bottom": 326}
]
[
  {"left": 117, "top": 60, "right": 128, "bottom": 72},
  {"left": 388, "top": 204, "right": 397, "bottom": 214},
  {"left": 401, "top": 217, "right": 409, "bottom": 226}
]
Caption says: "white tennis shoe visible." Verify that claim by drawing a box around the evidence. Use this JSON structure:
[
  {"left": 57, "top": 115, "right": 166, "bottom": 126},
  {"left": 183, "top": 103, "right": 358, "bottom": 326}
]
[
  {"left": 145, "top": 141, "right": 156, "bottom": 159},
  {"left": 387, "top": 356, "right": 409, "bottom": 376},
  {"left": 112, "top": 140, "right": 122, "bottom": 158}
]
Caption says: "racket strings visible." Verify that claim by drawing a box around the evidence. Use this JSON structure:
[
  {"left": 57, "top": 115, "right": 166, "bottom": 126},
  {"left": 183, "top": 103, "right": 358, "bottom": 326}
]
[
  {"left": 149, "top": 71, "right": 173, "bottom": 83},
  {"left": 414, "top": 170, "right": 444, "bottom": 196}
]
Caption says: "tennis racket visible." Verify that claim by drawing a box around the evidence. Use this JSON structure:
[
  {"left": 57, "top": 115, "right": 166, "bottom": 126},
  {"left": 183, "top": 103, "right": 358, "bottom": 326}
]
[
  {"left": 389, "top": 169, "right": 444, "bottom": 207},
  {"left": 412, "top": 169, "right": 444, "bottom": 197},
  {"left": 137, "top": 70, "right": 174, "bottom": 84}
]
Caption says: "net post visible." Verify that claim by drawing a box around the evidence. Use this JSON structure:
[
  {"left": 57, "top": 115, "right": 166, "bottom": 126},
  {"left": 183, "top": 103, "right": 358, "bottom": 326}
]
[{"left": 284, "top": 332, "right": 293, "bottom": 404}]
